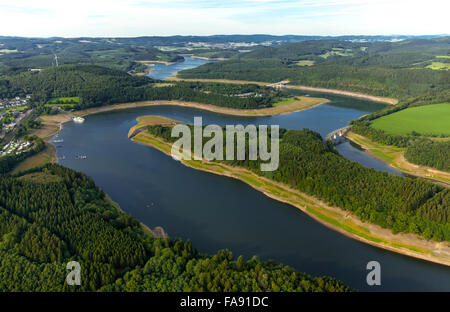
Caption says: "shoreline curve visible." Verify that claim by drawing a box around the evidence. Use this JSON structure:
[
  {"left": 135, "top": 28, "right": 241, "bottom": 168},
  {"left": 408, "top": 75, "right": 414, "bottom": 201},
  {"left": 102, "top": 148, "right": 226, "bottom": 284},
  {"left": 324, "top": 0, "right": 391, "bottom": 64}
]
[
  {"left": 168, "top": 77, "right": 398, "bottom": 105},
  {"left": 129, "top": 121, "right": 450, "bottom": 267}
]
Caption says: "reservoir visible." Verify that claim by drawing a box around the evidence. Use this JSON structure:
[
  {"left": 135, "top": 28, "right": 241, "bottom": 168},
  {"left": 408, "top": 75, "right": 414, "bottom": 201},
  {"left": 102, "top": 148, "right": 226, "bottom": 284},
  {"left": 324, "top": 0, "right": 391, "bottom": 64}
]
[
  {"left": 147, "top": 56, "right": 216, "bottom": 80},
  {"left": 54, "top": 59, "right": 449, "bottom": 291},
  {"left": 55, "top": 102, "right": 449, "bottom": 292}
]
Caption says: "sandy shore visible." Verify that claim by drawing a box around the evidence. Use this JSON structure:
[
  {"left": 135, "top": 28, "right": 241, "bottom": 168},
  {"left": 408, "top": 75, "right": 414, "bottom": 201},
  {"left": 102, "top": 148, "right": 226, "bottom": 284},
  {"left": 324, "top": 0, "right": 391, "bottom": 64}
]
[
  {"left": 190, "top": 55, "right": 229, "bottom": 61},
  {"left": 131, "top": 66, "right": 154, "bottom": 76},
  {"left": 168, "top": 77, "right": 399, "bottom": 105},
  {"left": 34, "top": 95, "right": 327, "bottom": 166},
  {"left": 130, "top": 126, "right": 450, "bottom": 267},
  {"left": 65, "top": 97, "right": 329, "bottom": 118},
  {"left": 136, "top": 60, "right": 178, "bottom": 65}
]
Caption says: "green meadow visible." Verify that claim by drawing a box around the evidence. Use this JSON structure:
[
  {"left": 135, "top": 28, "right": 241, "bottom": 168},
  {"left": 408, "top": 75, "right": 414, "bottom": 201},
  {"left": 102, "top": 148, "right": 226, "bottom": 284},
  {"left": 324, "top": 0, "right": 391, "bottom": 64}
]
[
  {"left": 370, "top": 103, "right": 450, "bottom": 136},
  {"left": 45, "top": 97, "right": 79, "bottom": 108},
  {"left": 47, "top": 96, "right": 79, "bottom": 104},
  {"left": 296, "top": 60, "right": 315, "bottom": 66},
  {"left": 273, "top": 97, "right": 297, "bottom": 107},
  {"left": 426, "top": 62, "right": 450, "bottom": 71}
]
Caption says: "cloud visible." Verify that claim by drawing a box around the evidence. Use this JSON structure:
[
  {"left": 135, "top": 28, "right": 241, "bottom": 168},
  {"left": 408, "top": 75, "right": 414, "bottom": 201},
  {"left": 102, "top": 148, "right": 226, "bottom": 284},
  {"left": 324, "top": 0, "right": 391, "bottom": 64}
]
[{"left": 0, "top": 0, "right": 448, "bottom": 37}]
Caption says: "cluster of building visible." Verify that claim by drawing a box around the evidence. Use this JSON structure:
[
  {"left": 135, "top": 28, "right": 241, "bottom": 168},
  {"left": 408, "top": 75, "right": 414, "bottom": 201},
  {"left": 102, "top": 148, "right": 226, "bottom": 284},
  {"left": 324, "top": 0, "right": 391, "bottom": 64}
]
[
  {"left": 0, "top": 95, "right": 30, "bottom": 137},
  {"left": 184, "top": 41, "right": 266, "bottom": 49},
  {"left": 0, "top": 140, "right": 32, "bottom": 157},
  {"left": 0, "top": 95, "right": 30, "bottom": 111}
]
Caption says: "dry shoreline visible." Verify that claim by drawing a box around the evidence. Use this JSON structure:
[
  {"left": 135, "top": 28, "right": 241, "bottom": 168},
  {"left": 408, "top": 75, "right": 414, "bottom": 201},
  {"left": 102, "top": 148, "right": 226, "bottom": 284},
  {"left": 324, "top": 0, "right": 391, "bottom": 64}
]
[
  {"left": 68, "top": 98, "right": 329, "bottom": 118},
  {"left": 190, "top": 55, "right": 229, "bottom": 61},
  {"left": 346, "top": 131, "right": 450, "bottom": 187},
  {"left": 35, "top": 96, "right": 328, "bottom": 165},
  {"left": 30, "top": 100, "right": 450, "bottom": 266},
  {"left": 168, "top": 77, "right": 399, "bottom": 105},
  {"left": 130, "top": 126, "right": 450, "bottom": 267},
  {"left": 136, "top": 60, "right": 178, "bottom": 66},
  {"left": 131, "top": 66, "right": 154, "bottom": 76}
]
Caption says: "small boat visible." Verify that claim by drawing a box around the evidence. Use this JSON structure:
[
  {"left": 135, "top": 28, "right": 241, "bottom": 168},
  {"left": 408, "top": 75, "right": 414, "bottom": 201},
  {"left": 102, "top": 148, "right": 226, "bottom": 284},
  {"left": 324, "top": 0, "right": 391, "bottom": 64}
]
[{"left": 73, "top": 116, "right": 85, "bottom": 123}]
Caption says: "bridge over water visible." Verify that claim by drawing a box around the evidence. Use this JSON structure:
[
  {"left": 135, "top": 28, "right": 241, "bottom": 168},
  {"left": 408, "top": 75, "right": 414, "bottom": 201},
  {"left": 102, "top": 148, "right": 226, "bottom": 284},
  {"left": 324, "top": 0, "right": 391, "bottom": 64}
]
[
  {"left": 324, "top": 125, "right": 352, "bottom": 145},
  {"left": 266, "top": 80, "right": 290, "bottom": 90}
]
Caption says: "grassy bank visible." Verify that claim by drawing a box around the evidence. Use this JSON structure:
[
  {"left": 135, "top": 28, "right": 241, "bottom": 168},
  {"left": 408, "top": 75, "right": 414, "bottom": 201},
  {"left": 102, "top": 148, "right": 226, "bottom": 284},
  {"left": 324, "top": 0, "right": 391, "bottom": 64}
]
[
  {"left": 71, "top": 98, "right": 329, "bottom": 118},
  {"left": 346, "top": 131, "right": 450, "bottom": 186},
  {"left": 129, "top": 117, "right": 450, "bottom": 267}
]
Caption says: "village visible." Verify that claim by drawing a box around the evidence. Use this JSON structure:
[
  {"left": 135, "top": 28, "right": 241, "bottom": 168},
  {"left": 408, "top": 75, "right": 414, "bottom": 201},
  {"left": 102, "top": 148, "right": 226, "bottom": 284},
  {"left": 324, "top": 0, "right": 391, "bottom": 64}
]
[{"left": 0, "top": 95, "right": 30, "bottom": 139}]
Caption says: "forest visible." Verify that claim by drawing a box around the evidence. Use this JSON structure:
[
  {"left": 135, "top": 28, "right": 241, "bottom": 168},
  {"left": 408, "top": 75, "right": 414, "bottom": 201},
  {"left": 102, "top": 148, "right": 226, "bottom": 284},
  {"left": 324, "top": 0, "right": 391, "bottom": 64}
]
[
  {"left": 405, "top": 139, "right": 449, "bottom": 171},
  {"left": 0, "top": 65, "right": 289, "bottom": 110},
  {"left": 0, "top": 38, "right": 184, "bottom": 74},
  {"left": 0, "top": 36, "right": 448, "bottom": 292},
  {"left": 0, "top": 164, "right": 349, "bottom": 292},
  {"left": 2, "top": 35, "right": 429, "bottom": 73},
  {"left": 178, "top": 37, "right": 450, "bottom": 100},
  {"left": 145, "top": 124, "right": 450, "bottom": 242}
]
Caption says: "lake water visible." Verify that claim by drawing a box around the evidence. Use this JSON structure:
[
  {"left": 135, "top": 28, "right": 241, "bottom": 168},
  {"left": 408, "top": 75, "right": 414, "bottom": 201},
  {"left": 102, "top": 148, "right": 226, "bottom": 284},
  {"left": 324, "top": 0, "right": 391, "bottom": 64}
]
[
  {"left": 147, "top": 56, "right": 216, "bottom": 80},
  {"left": 53, "top": 59, "right": 449, "bottom": 292},
  {"left": 55, "top": 103, "right": 449, "bottom": 292}
]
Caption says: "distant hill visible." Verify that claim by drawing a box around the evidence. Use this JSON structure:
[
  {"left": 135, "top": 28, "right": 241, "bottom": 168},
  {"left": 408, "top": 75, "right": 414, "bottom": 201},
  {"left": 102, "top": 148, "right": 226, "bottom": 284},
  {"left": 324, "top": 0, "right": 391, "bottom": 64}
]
[{"left": 178, "top": 37, "right": 450, "bottom": 100}]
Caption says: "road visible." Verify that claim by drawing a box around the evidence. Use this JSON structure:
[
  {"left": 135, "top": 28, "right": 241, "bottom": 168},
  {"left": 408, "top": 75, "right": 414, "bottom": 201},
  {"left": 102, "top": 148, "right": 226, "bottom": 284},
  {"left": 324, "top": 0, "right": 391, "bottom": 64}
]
[{"left": 1, "top": 109, "right": 34, "bottom": 144}]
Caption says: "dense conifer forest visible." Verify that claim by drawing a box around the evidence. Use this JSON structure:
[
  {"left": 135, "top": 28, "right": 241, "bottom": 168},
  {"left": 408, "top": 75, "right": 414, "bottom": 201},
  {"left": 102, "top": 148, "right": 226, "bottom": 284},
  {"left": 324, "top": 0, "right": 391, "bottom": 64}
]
[
  {"left": 0, "top": 65, "right": 288, "bottom": 110},
  {"left": 146, "top": 125, "right": 450, "bottom": 241},
  {"left": 0, "top": 164, "right": 350, "bottom": 291},
  {"left": 0, "top": 36, "right": 448, "bottom": 292},
  {"left": 178, "top": 37, "right": 450, "bottom": 100}
]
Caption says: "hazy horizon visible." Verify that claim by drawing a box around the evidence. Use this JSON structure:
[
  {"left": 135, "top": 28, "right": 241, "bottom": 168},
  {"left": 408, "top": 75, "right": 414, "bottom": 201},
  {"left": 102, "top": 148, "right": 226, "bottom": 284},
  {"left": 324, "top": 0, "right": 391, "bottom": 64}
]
[
  {"left": 1, "top": 0, "right": 448, "bottom": 38},
  {"left": 1, "top": 33, "right": 448, "bottom": 39}
]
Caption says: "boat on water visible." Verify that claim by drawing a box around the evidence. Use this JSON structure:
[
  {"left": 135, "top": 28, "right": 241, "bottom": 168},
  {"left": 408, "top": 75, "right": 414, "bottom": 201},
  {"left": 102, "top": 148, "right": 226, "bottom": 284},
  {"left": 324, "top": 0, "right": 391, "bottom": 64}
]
[{"left": 73, "top": 116, "right": 85, "bottom": 123}]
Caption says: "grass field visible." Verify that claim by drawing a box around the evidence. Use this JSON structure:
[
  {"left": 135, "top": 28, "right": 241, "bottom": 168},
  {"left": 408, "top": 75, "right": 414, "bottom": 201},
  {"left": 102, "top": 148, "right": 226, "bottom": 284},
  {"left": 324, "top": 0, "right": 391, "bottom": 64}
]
[
  {"left": 45, "top": 97, "right": 79, "bottom": 109},
  {"left": 0, "top": 49, "right": 18, "bottom": 53},
  {"left": 426, "top": 62, "right": 450, "bottom": 71},
  {"left": 296, "top": 60, "right": 315, "bottom": 66},
  {"left": 319, "top": 49, "right": 353, "bottom": 58},
  {"left": 3, "top": 106, "right": 28, "bottom": 113},
  {"left": 370, "top": 103, "right": 450, "bottom": 136},
  {"left": 12, "top": 143, "right": 55, "bottom": 174},
  {"left": 273, "top": 97, "right": 297, "bottom": 106},
  {"left": 47, "top": 96, "right": 79, "bottom": 104}
]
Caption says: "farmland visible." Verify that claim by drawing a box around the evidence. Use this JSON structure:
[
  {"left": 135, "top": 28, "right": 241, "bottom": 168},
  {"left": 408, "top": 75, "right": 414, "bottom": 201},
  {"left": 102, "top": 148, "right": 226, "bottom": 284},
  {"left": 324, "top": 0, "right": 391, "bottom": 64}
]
[{"left": 370, "top": 103, "right": 450, "bottom": 136}]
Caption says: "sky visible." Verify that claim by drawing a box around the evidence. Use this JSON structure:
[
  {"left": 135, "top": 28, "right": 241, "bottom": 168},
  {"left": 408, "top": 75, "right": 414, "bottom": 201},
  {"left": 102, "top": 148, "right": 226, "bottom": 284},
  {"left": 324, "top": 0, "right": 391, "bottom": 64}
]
[{"left": 0, "top": 0, "right": 449, "bottom": 37}]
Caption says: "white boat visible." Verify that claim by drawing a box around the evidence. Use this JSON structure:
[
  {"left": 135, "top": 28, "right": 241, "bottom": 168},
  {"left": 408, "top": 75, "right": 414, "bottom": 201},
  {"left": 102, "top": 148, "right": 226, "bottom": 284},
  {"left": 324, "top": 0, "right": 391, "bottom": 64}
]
[{"left": 73, "top": 116, "right": 85, "bottom": 123}]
